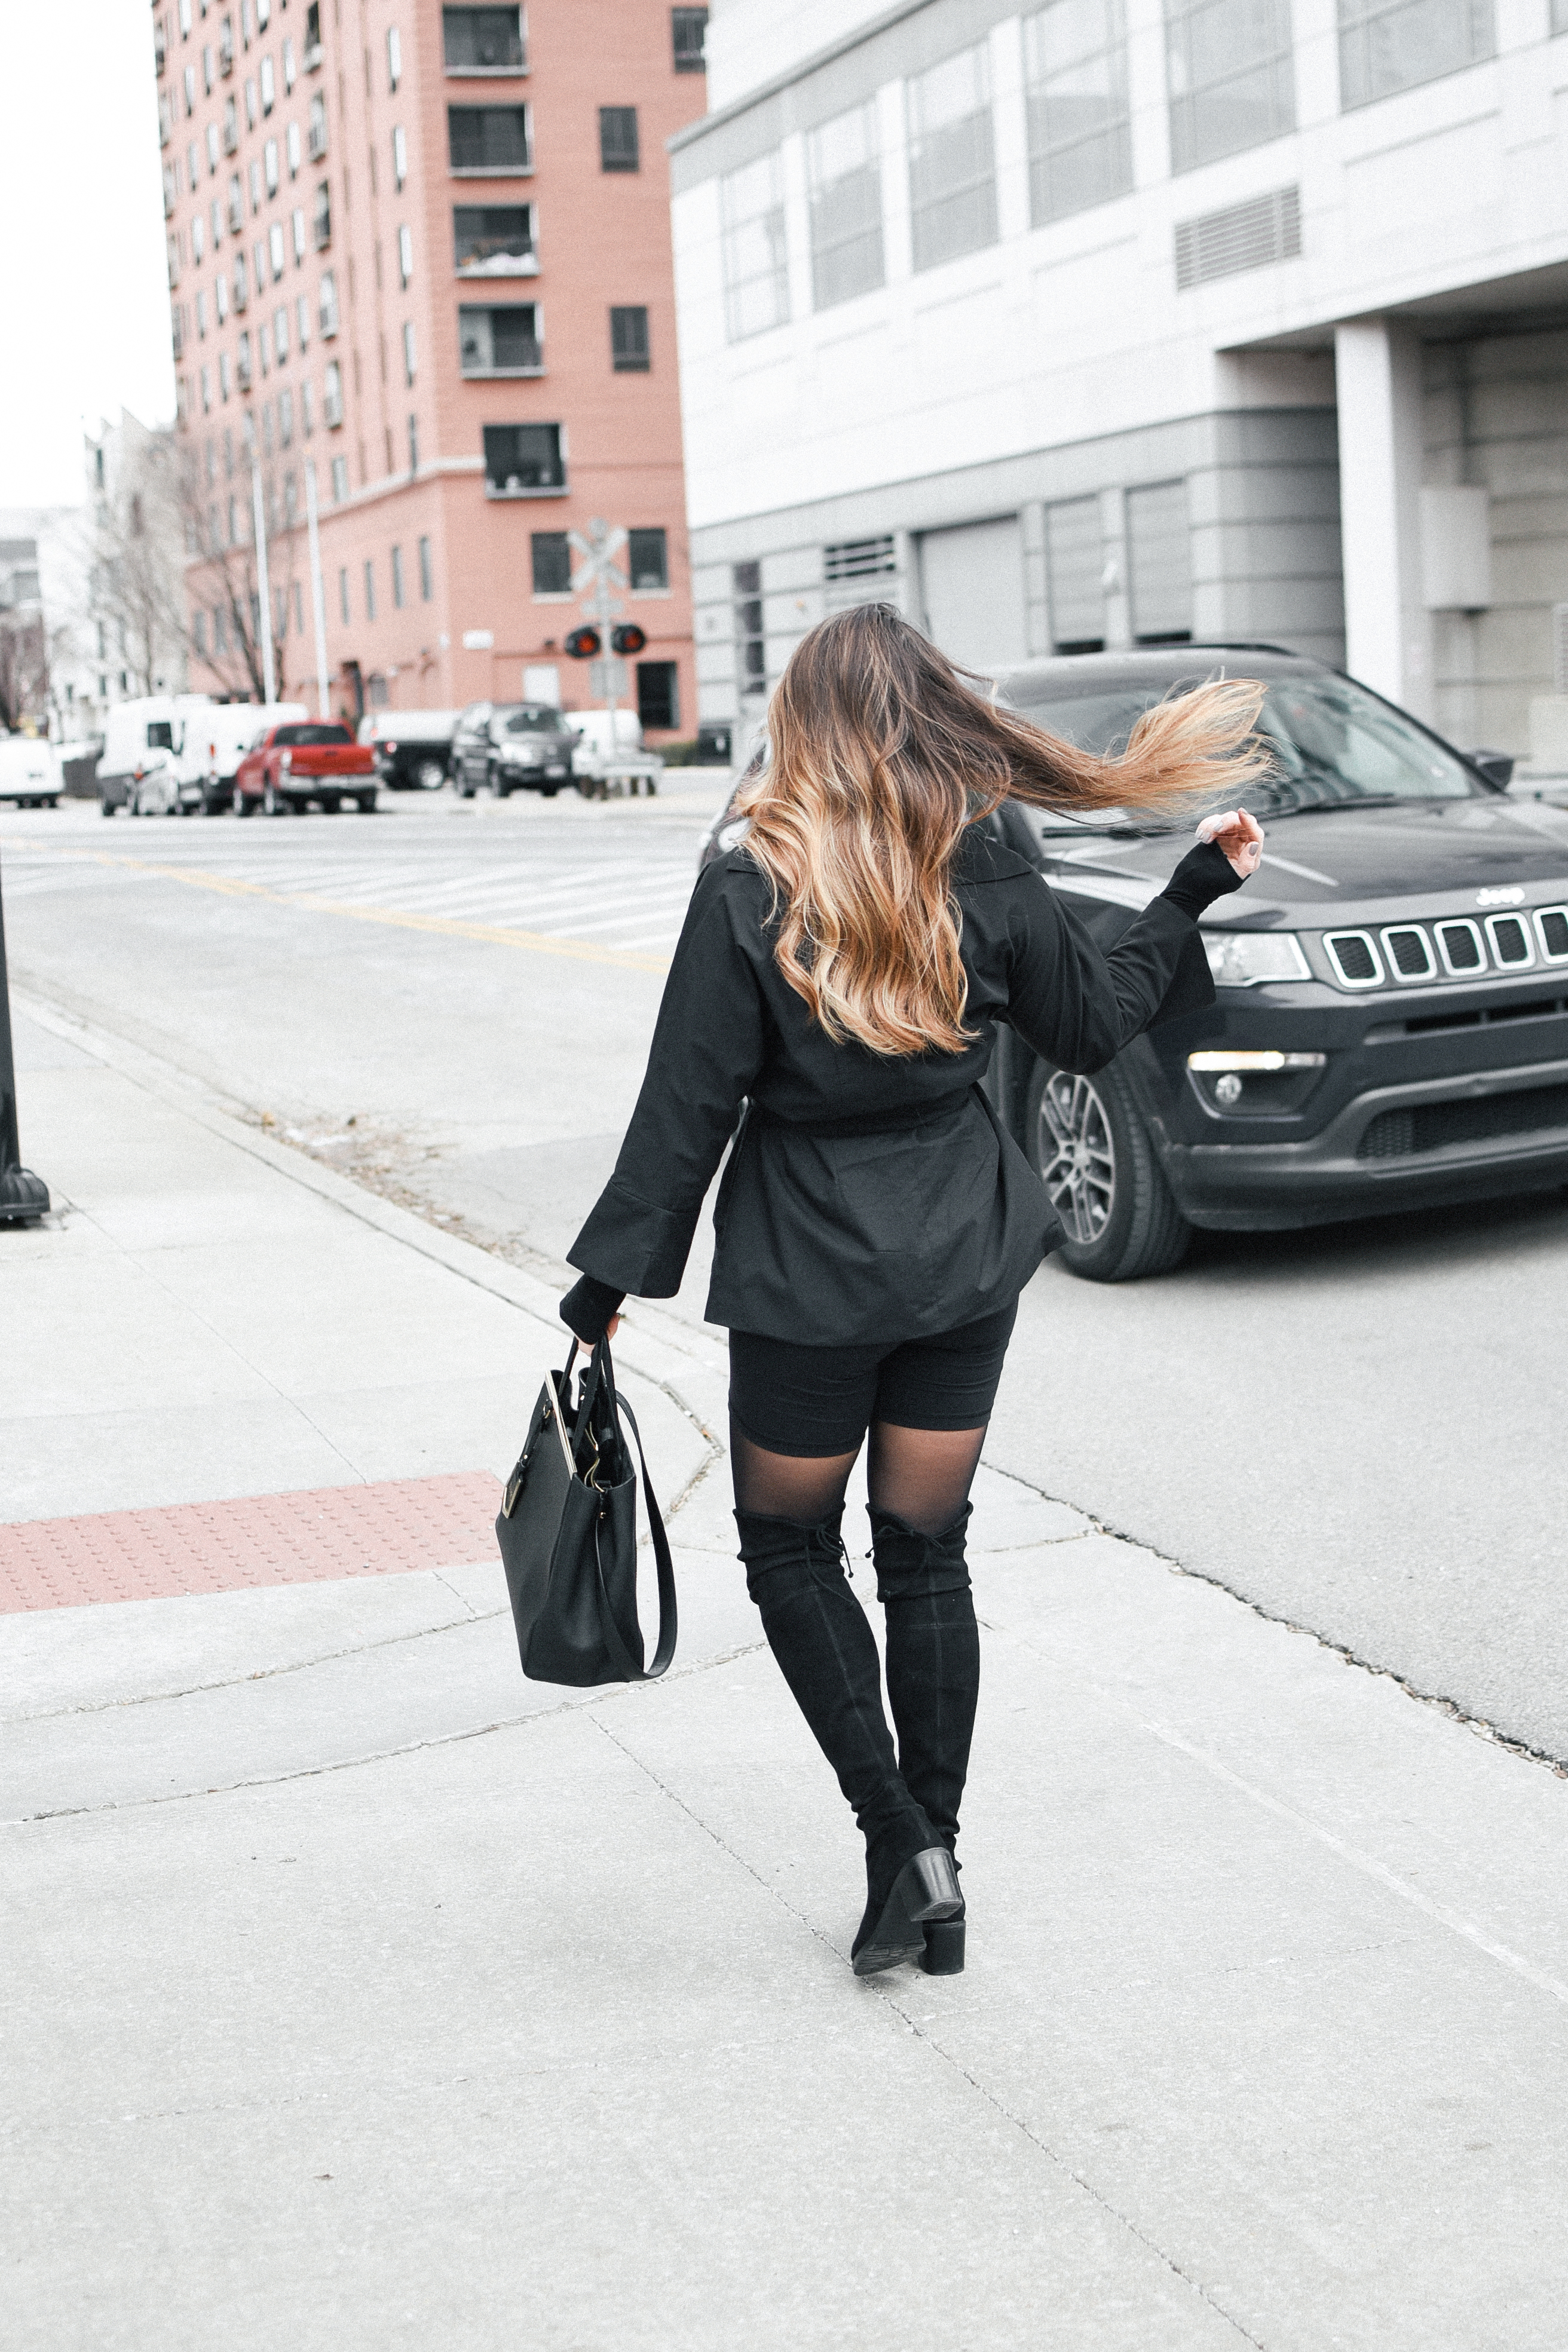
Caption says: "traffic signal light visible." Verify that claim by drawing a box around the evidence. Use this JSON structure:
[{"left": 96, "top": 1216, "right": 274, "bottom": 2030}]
[
  {"left": 610, "top": 623, "right": 647, "bottom": 656},
  {"left": 563, "top": 626, "right": 602, "bottom": 659}
]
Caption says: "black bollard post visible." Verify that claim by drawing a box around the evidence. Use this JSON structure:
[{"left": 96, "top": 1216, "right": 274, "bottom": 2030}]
[{"left": 0, "top": 845, "right": 51, "bottom": 1224}]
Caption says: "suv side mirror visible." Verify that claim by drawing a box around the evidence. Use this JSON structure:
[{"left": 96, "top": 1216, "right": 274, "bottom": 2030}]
[{"left": 1468, "top": 748, "right": 1515, "bottom": 789}]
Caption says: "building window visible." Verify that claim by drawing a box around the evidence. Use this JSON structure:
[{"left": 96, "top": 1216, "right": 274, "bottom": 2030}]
[
  {"left": 292, "top": 206, "right": 307, "bottom": 261},
  {"left": 391, "top": 544, "right": 405, "bottom": 608},
  {"left": 301, "top": 376, "right": 315, "bottom": 432},
  {"left": 194, "top": 608, "right": 208, "bottom": 656},
  {"left": 269, "top": 219, "right": 285, "bottom": 277},
  {"left": 720, "top": 151, "right": 788, "bottom": 342},
  {"left": 637, "top": 661, "right": 679, "bottom": 731},
  {"left": 1337, "top": 0, "right": 1495, "bottom": 109},
  {"left": 398, "top": 223, "right": 414, "bottom": 285},
  {"left": 273, "top": 301, "right": 289, "bottom": 359},
  {"left": 364, "top": 559, "right": 377, "bottom": 621},
  {"left": 599, "top": 106, "right": 639, "bottom": 172},
  {"left": 448, "top": 105, "right": 532, "bottom": 172},
  {"left": 313, "top": 179, "right": 332, "bottom": 247},
  {"left": 304, "top": 3, "right": 322, "bottom": 70},
  {"left": 339, "top": 564, "right": 350, "bottom": 620},
  {"left": 531, "top": 530, "right": 571, "bottom": 593},
  {"left": 460, "top": 304, "right": 541, "bottom": 373},
  {"left": 392, "top": 124, "right": 408, "bottom": 186},
  {"left": 283, "top": 34, "right": 295, "bottom": 88},
  {"left": 323, "top": 357, "right": 344, "bottom": 422},
  {"left": 483, "top": 421, "right": 564, "bottom": 494},
  {"left": 1126, "top": 480, "right": 1193, "bottom": 643},
  {"left": 733, "top": 559, "right": 764, "bottom": 693},
  {"left": 610, "top": 305, "right": 650, "bottom": 370},
  {"left": 319, "top": 270, "right": 339, "bottom": 334},
  {"left": 332, "top": 453, "right": 348, "bottom": 499},
  {"left": 1024, "top": 0, "right": 1132, "bottom": 225},
  {"left": 308, "top": 93, "right": 328, "bottom": 160},
  {"left": 442, "top": 5, "right": 527, "bottom": 71},
  {"left": 1045, "top": 497, "right": 1104, "bottom": 651},
  {"left": 296, "top": 293, "right": 311, "bottom": 348},
  {"left": 264, "top": 135, "right": 279, "bottom": 194},
  {"left": 807, "top": 101, "right": 884, "bottom": 311},
  {"left": 454, "top": 203, "right": 535, "bottom": 272},
  {"left": 408, "top": 411, "right": 419, "bottom": 469},
  {"left": 400, "top": 321, "right": 415, "bottom": 383},
  {"left": 672, "top": 7, "right": 707, "bottom": 71},
  {"left": 1165, "top": 0, "right": 1296, "bottom": 173},
  {"left": 387, "top": 24, "right": 402, "bottom": 88},
  {"left": 419, "top": 535, "right": 433, "bottom": 599},
  {"left": 906, "top": 43, "right": 997, "bottom": 272},
  {"left": 260, "top": 51, "right": 274, "bottom": 109},
  {"left": 278, "top": 384, "right": 294, "bottom": 442},
  {"left": 287, "top": 120, "right": 301, "bottom": 176},
  {"left": 628, "top": 527, "right": 668, "bottom": 591}
]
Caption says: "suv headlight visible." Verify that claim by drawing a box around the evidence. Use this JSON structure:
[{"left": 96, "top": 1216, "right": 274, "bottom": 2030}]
[{"left": 1203, "top": 931, "right": 1310, "bottom": 987}]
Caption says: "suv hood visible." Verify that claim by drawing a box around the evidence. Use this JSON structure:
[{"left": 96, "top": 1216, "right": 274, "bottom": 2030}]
[{"left": 1047, "top": 796, "right": 1568, "bottom": 923}]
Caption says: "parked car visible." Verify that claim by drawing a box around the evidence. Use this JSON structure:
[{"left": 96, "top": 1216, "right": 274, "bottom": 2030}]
[
  {"left": 451, "top": 701, "right": 496, "bottom": 794},
  {"left": 702, "top": 645, "right": 1568, "bottom": 1278},
  {"left": 233, "top": 720, "right": 378, "bottom": 815},
  {"left": 569, "top": 708, "right": 664, "bottom": 797},
  {"left": 97, "top": 696, "right": 212, "bottom": 816},
  {"left": 186, "top": 702, "right": 309, "bottom": 813},
  {"left": 0, "top": 735, "right": 62, "bottom": 809},
  {"left": 361, "top": 709, "right": 460, "bottom": 790},
  {"left": 454, "top": 701, "right": 577, "bottom": 797}
]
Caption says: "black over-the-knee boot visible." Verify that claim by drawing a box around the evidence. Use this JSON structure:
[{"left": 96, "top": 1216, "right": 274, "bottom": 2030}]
[
  {"left": 869, "top": 1503, "right": 979, "bottom": 1976},
  {"left": 736, "top": 1508, "right": 960, "bottom": 1975}
]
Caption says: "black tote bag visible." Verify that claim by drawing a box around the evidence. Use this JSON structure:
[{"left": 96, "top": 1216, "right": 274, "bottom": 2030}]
[{"left": 494, "top": 1334, "right": 677, "bottom": 1687}]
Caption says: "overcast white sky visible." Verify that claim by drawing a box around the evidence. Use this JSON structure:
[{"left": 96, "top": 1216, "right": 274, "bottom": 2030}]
[{"left": 0, "top": 0, "right": 174, "bottom": 511}]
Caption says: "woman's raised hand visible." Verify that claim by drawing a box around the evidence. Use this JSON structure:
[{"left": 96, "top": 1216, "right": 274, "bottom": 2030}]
[{"left": 1197, "top": 807, "right": 1264, "bottom": 879}]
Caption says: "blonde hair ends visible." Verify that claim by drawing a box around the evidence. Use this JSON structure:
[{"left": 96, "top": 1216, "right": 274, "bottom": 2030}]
[{"left": 737, "top": 604, "right": 1271, "bottom": 1059}]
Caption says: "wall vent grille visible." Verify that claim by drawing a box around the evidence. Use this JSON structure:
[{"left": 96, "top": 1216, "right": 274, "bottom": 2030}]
[
  {"left": 1175, "top": 186, "right": 1301, "bottom": 292},
  {"left": 825, "top": 535, "right": 896, "bottom": 583}
]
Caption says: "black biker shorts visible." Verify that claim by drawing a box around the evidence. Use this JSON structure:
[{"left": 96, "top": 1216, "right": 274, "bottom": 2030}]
[{"left": 728, "top": 1302, "right": 1018, "bottom": 1458}]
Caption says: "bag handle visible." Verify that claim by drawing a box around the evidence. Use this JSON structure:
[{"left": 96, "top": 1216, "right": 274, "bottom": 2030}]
[{"left": 589, "top": 1386, "right": 678, "bottom": 1683}]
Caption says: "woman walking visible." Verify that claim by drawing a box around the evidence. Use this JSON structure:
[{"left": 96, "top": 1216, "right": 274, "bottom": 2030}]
[{"left": 560, "top": 606, "right": 1265, "bottom": 1977}]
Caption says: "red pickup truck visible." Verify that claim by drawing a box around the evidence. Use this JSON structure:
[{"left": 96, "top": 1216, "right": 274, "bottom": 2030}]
[{"left": 233, "top": 722, "right": 379, "bottom": 816}]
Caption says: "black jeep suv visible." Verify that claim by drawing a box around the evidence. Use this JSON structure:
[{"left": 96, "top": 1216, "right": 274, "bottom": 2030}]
[{"left": 704, "top": 647, "right": 1568, "bottom": 1279}]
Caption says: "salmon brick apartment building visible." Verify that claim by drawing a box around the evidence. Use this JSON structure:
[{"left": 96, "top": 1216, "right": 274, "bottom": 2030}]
[{"left": 158, "top": 0, "right": 709, "bottom": 735}]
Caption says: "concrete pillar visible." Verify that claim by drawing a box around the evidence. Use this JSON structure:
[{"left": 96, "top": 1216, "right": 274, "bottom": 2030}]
[{"left": 1334, "top": 317, "right": 1431, "bottom": 719}]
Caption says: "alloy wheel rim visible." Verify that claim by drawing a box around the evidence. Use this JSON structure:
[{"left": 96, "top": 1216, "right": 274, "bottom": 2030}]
[{"left": 1036, "top": 1073, "right": 1116, "bottom": 1245}]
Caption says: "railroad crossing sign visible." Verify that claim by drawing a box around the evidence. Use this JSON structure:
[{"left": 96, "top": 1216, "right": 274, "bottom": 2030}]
[{"left": 568, "top": 519, "right": 629, "bottom": 710}]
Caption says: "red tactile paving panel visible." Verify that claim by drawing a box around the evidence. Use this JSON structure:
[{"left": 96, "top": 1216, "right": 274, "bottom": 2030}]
[{"left": 0, "top": 1471, "right": 502, "bottom": 1612}]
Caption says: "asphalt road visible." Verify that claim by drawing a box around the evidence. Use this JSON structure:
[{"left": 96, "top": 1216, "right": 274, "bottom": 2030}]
[{"left": 7, "top": 789, "right": 1568, "bottom": 1760}]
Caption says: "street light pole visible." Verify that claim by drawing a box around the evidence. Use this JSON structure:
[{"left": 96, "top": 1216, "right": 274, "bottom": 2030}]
[
  {"left": 0, "top": 849, "right": 51, "bottom": 1225},
  {"left": 251, "top": 462, "right": 277, "bottom": 706},
  {"left": 305, "top": 460, "right": 330, "bottom": 720}
]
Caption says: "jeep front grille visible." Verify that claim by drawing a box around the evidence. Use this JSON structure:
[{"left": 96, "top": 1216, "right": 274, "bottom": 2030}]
[{"left": 1359, "top": 1081, "right": 1568, "bottom": 1159}]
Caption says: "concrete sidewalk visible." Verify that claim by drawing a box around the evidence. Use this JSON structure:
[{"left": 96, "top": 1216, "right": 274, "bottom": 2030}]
[{"left": 5, "top": 991, "right": 1568, "bottom": 2351}]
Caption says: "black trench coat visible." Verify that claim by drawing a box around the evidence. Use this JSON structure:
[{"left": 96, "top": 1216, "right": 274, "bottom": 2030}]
[{"left": 567, "top": 824, "right": 1215, "bottom": 1346}]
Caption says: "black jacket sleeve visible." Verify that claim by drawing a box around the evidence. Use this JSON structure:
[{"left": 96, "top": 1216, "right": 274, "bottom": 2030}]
[
  {"left": 565, "top": 859, "right": 770, "bottom": 1298},
  {"left": 1003, "top": 872, "right": 1218, "bottom": 1075}
]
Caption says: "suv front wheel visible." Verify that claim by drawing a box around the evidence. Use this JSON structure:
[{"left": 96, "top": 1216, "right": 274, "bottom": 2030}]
[{"left": 1025, "top": 1057, "right": 1191, "bottom": 1281}]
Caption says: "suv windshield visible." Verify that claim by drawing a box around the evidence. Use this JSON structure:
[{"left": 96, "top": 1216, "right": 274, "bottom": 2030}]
[
  {"left": 275, "top": 723, "right": 353, "bottom": 746},
  {"left": 1009, "top": 671, "right": 1481, "bottom": 828},
  {"left": 497, "top": 705, "right": 564, "bottom": 736}
]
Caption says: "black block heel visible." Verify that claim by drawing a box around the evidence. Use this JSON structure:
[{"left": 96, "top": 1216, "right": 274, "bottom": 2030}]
[
  {"left": 920, "top": 1912, "right": 966, "bottom": 1975},
  {"left": 852, "top": 1846, "right": 962, "bottom": 1977}
]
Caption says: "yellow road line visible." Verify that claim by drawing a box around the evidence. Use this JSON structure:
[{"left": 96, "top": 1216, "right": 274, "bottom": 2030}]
[{"left": 0, "top": 843, "right": 673, "bottom": 974}]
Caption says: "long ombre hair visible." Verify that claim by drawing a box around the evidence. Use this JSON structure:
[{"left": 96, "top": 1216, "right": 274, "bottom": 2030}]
[{"left": 737, "top": 603, "right": 1272, "bottom": 1058}]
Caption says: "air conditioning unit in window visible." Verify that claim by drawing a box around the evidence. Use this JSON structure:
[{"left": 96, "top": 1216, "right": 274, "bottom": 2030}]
[{"left": 308, "top": 116, "right": 327, "bottom": 161}]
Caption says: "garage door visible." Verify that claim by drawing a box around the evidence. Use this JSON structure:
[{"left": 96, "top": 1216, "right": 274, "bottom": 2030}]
[{"left": 918, "top": 516, "right": 1026, "bottom": 670}]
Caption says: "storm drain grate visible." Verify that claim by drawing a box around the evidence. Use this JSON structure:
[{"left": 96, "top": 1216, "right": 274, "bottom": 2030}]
[{"left": 1358, "top": 1082, "right": 1568, "bottom": 1159}]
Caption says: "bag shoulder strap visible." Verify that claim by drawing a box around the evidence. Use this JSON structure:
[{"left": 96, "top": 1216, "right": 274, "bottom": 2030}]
[{"left": 590, "top": 1387, "right": 678, "bottom": 1683}]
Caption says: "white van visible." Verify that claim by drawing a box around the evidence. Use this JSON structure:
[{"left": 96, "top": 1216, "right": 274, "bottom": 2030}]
[
  {"left": 187, "top": 701, "right": 308, "bottom": 813},
  {"left": 97, "top": 697, "right": 208, "bottom": 816},
  {"left": 568, "top": 708, "right": 664, "bottom": 797},
  {"left": 0, "top": 735, "right": 61, "bottom": 810}
]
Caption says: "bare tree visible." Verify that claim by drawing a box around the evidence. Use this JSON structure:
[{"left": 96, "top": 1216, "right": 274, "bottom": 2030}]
[
  {"left": 87, "top": 418, "right": 189, "bottom": 699},
  {"left": 177, "top": 439, "right": 305, "bottom": 705},
  {"left": 0, "top": 610, "right": 50, "bottom": 732}
]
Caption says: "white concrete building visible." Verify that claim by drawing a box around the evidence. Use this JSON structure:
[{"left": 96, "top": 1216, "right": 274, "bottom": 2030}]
[{"left": 671, "top": 0, "right": 1568, "bottom": 763}]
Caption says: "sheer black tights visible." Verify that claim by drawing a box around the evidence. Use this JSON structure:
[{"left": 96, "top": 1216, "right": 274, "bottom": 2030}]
[{"left": 730, "top": 1417, "right": 987, "bottom": 1537}]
